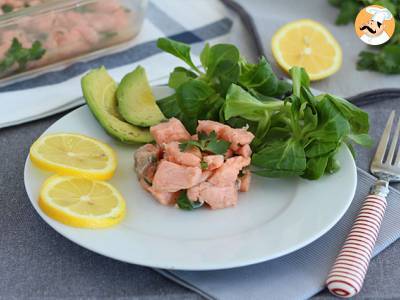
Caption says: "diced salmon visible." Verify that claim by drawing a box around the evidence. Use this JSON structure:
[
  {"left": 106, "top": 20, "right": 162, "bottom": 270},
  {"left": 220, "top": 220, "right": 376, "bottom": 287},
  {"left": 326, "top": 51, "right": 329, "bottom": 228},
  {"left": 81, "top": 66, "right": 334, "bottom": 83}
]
[
  {"left": 152, "top": 160, "right": 202, "bottom": 192},
  {"left": 150, "top": 118, "right": 191, "bottom": 145},
  {"left": 191, "top": 134, "right": 198, "bottom": 141},
  {"left": 197, "top": 120, "right": 254, "bottom": 150},
  {"left": 209, "top": 156, "right": 251, "bottom": 187},
  {"left": 187, "top": 182, "right": 238, "bottom": 209},
  {"left": 239, "top": 171, "right": 251, "bottom": 192},
  {"left": 236, "top": 144, "right": 252, "bottom": 158},
  {"left": 134, "top": 144, "right": 161, "bottom": 183},
  {"left": 74, "top": 24, "right": 99, "bottom": 44},
  {"left": 34, "top": 14, "right": 56, "bottom": 32},
  {"left": 2, "top": 29, "right": 31, "bottom": 48},
  {"left": 185, "top": 145, "right": 202, "bottom": 159},
  {"left": 164, "top": 141, "right": 201, "bottom": 167},
  {"left": 197, "top": 120, "right": 227, "bottom": 137},
  {"left": 225, "top": 148, "right": 234, "bottom": 159},
  {"left": 200, "top": 170, "right": 213, "bottom": 182},
  {"left": 203, "top": 155, "right": 224, "bottom": 170},
  {"left": 187, "top": 170, "right": 214, "bottom": 201},
  {"left": 139, "top": 178, "right": 178, "bottom": 206},
  {"left": 221, "top": 128, "right": 254, "bottom": 151},
  {"left": 92, "top": 0, "right": 121, "bottom": 13},
  {"left": 187, "top": 184, "right": 201, "bottom": 202},
  {"left": 148, "top": 187, "right": 179, "bottom": 206},
  {"left": 86, "top": 11, "right": 126, "bottom": 32},
  {"left": 112, "top": 9, "right": 130, "bottom": 29}
]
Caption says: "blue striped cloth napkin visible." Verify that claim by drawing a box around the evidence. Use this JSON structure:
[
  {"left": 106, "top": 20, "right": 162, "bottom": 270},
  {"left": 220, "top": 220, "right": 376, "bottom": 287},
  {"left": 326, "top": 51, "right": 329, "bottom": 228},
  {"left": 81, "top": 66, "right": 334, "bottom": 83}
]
[{"left": 0, "top": 0, "right": 233, "bottom": 128}]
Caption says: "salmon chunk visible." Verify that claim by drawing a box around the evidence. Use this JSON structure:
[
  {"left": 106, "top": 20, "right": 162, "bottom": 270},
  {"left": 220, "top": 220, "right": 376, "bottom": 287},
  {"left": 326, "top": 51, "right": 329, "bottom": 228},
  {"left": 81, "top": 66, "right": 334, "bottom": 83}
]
[
  {"left": 185, "top": 145, "right": 202, "bottom": 159},
  {"left": 197, "top": 120, "right": 227, "bottom": 137},
  {"left": 187, "top": 182, "right": 238, "bottom": 209},
  {"left": 164, "top": 142, "right": 201, "bottom": 167},
  {"left": 186, "top": 170, "right": 214, "bottom": 202},
  {"left": 221, "top": 128, "right": 255, "bottom": 151},
  {"left": 203, "top": 155, "right": 224, "bottom": 170},
  {"left": 200, "top": 170, "right": 213, "bottom": 182},
  {"left": 187, "top": 184, "right": 201, "bottom": 202},
  {"left": 239, "top": 171, "right": 252, "bottom": 192},
  {"left": 139, "top": 178, "right": 178, "bottom": 205},
  {"left": 152, "top": 160, "right": 202, "bottom": 192},
  {"left": 197, "top": 120, "right": 255, "bottom": 150},
  {"left": 150, "top": 118, "right": 191, "bottom": 145},
  {"left": 134, "top": 144, "right": 161, "bottom": 183},
  {"left": 209, "top": 156, "right": 251, "bottom": 187},
  {"left": 225, "top": 148, "right": 234, "bottom": 159},
  {"left": 236, "top": 144, "right": 252, "bottom": 158}
]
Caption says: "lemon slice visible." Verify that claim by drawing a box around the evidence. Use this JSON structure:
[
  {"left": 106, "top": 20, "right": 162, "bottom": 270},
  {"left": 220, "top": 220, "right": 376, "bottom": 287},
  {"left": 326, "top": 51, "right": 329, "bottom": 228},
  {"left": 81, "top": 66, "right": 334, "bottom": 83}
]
[
  {"left": 30, "top": 133, "right": 117, "bottom": 180},
  {"left": 39, "top": 175, "right": 126, "bottom": 228},
  {"left": 272, "top": 19, "right": 342, "bottom": 80}
]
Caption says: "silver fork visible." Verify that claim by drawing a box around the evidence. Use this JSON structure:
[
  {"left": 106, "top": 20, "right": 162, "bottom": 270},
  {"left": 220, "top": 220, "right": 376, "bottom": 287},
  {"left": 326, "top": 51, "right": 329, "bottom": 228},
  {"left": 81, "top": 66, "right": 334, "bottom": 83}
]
[{"left": 326, "top": 110, "right": 400, "bottom": 298}]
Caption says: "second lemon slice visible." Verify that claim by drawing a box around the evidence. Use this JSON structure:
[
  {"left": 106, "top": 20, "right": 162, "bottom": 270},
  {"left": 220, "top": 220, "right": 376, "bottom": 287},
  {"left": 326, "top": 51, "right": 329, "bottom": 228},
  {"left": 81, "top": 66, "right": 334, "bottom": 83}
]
[
  {"left": 39, "top": 175, "right": 126, "bottom": 228},
  {"left": 271, "top": 19, "right": 342, "bottom": 80},
  {"left": 30, "top": 133, "right": 117, "bottom": 180}
]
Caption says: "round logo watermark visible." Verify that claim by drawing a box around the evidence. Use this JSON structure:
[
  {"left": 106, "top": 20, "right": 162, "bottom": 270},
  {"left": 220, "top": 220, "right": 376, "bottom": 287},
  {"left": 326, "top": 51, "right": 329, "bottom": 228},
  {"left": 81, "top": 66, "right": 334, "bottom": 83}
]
[{"left": 354, "top": 5, "right": 395, "bottom": 45}]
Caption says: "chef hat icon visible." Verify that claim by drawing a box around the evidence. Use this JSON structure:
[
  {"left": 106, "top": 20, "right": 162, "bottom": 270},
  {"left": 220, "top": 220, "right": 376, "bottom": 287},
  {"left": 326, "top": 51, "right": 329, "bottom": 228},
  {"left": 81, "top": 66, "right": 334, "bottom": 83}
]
[{"left": 366, "top": 6, "right": 393, "bottom": 23}]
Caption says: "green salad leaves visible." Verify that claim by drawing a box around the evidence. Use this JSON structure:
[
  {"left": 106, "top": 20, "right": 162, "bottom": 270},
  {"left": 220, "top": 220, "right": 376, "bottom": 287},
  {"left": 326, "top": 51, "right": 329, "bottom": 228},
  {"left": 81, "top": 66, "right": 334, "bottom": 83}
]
[
  {"left": 156, "top": 38, "right": 372, "bottom": 180},
  {"left": 156, "top": 38, "right": 290, "bottom": 132}
]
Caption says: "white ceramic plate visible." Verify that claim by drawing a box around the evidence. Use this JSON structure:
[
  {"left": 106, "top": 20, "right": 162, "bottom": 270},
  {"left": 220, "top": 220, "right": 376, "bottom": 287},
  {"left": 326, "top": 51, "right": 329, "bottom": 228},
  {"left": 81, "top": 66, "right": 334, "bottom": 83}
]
[{"left": 24, "top": 86, "right": 357, "bottom": 271}]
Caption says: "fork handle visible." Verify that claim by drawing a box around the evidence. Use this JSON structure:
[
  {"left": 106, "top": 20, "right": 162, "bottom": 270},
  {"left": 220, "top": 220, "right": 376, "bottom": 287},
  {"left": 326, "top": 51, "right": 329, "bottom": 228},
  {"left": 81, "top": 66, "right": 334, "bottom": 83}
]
[{"left": 326, "top": 193, "right": 387, "bottom": 298}]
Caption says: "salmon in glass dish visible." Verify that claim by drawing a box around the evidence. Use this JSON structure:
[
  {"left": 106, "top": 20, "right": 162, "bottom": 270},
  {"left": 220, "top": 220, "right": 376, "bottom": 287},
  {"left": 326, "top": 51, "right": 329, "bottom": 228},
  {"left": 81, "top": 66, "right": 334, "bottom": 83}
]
[
  {"left": 134, "top": 118, "right": 255, "bottom": 210},
  {"left": 0, "top": 0, "right": 146, "bottom": 85}
]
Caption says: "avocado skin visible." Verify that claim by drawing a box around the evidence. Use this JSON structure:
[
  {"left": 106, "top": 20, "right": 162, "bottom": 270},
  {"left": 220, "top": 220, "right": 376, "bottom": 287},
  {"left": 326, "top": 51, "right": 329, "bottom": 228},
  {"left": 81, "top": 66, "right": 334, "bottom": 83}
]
[
  {"left": 81, "top": 66, "right": 153, "bottom": 144},
  {"left": 117, "top": 66, "right": 165, "bottom": 127}
]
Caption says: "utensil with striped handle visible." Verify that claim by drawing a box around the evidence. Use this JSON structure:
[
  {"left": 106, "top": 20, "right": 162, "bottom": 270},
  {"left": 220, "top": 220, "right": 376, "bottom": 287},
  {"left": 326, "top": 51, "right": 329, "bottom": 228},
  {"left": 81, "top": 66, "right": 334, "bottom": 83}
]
[{"left": 326, "top": 110, "right": 400, "bottom": 298}]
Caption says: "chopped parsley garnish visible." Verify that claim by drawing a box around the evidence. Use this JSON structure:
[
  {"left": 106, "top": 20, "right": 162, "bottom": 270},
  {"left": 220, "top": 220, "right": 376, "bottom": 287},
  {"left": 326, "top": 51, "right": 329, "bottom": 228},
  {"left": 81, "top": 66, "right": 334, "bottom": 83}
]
[
  {"left": 100, "top": 31, "right": 118, "bottom": 40},
  {"left": 1, "top": 4, "right": 13, "bottom": 13},
  {"left": 179, "top": 130, "right": 230, "bottom": 155},
  {"left": 176, "top": 191, "right": 203, "bottom": 211},
  {"left": 0, "top": 38, "right": 46, "bottom": 73},
  {"left": 200, "top": 161, "right": 208, "bottom": 170}
]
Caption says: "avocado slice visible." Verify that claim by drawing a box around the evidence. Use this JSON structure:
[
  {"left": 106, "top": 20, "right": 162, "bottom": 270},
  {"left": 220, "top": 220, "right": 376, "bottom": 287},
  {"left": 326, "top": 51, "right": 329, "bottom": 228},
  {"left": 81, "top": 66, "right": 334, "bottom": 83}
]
[
  {"left": 81, "top": 67, "right": 153, "bottom": 144},
  {"left": 117, "top": 66, "right": 165, "bottom": 127}
]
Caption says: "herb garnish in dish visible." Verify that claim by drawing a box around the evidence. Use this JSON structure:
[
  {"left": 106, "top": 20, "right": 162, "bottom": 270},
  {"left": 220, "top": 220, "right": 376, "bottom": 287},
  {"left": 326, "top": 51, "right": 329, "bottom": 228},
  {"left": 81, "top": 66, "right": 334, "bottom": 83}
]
[{"left": 0, "top": 38, "right": 45, "bottom": 72}]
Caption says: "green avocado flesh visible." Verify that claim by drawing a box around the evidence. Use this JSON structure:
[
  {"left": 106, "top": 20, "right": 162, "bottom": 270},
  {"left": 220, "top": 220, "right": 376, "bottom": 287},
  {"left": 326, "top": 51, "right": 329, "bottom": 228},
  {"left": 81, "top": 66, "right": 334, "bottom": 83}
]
[
  {"left": 117, "top": 66, "right": 165, "bottom": 127},
  {"left": 81, "top": 67, "right": 153, "bottom": 144}
]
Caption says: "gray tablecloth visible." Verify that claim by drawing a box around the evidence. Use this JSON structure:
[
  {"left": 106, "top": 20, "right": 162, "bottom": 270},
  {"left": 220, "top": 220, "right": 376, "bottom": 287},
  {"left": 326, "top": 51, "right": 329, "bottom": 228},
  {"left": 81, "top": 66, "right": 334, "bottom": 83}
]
[{"left": 0, "top": 92, "right": 399, "bottom": 299}]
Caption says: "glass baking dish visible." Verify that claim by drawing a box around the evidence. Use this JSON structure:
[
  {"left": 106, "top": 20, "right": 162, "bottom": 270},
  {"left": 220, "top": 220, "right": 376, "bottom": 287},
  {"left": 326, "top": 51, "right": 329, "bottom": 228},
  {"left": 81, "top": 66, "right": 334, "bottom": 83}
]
[{"left": 0, "top": 0, "right": 147, "bottom": 87}]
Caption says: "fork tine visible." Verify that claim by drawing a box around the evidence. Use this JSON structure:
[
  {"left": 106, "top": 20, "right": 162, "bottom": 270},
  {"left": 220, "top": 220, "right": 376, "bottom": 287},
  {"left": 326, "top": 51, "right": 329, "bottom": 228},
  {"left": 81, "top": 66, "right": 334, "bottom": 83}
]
[
  {"left": 387, "top": 117, "right": 400, "bottom": 165},
  {"left": 374, "top": 111, "right": 395, "bottom": 163}
]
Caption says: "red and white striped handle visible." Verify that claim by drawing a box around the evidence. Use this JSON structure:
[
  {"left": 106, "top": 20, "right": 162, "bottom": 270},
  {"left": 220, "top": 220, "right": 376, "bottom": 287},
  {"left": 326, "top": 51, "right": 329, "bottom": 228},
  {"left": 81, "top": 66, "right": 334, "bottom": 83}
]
[{"left": 326, "top": 194, "right": 387, "bottom": 298}]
